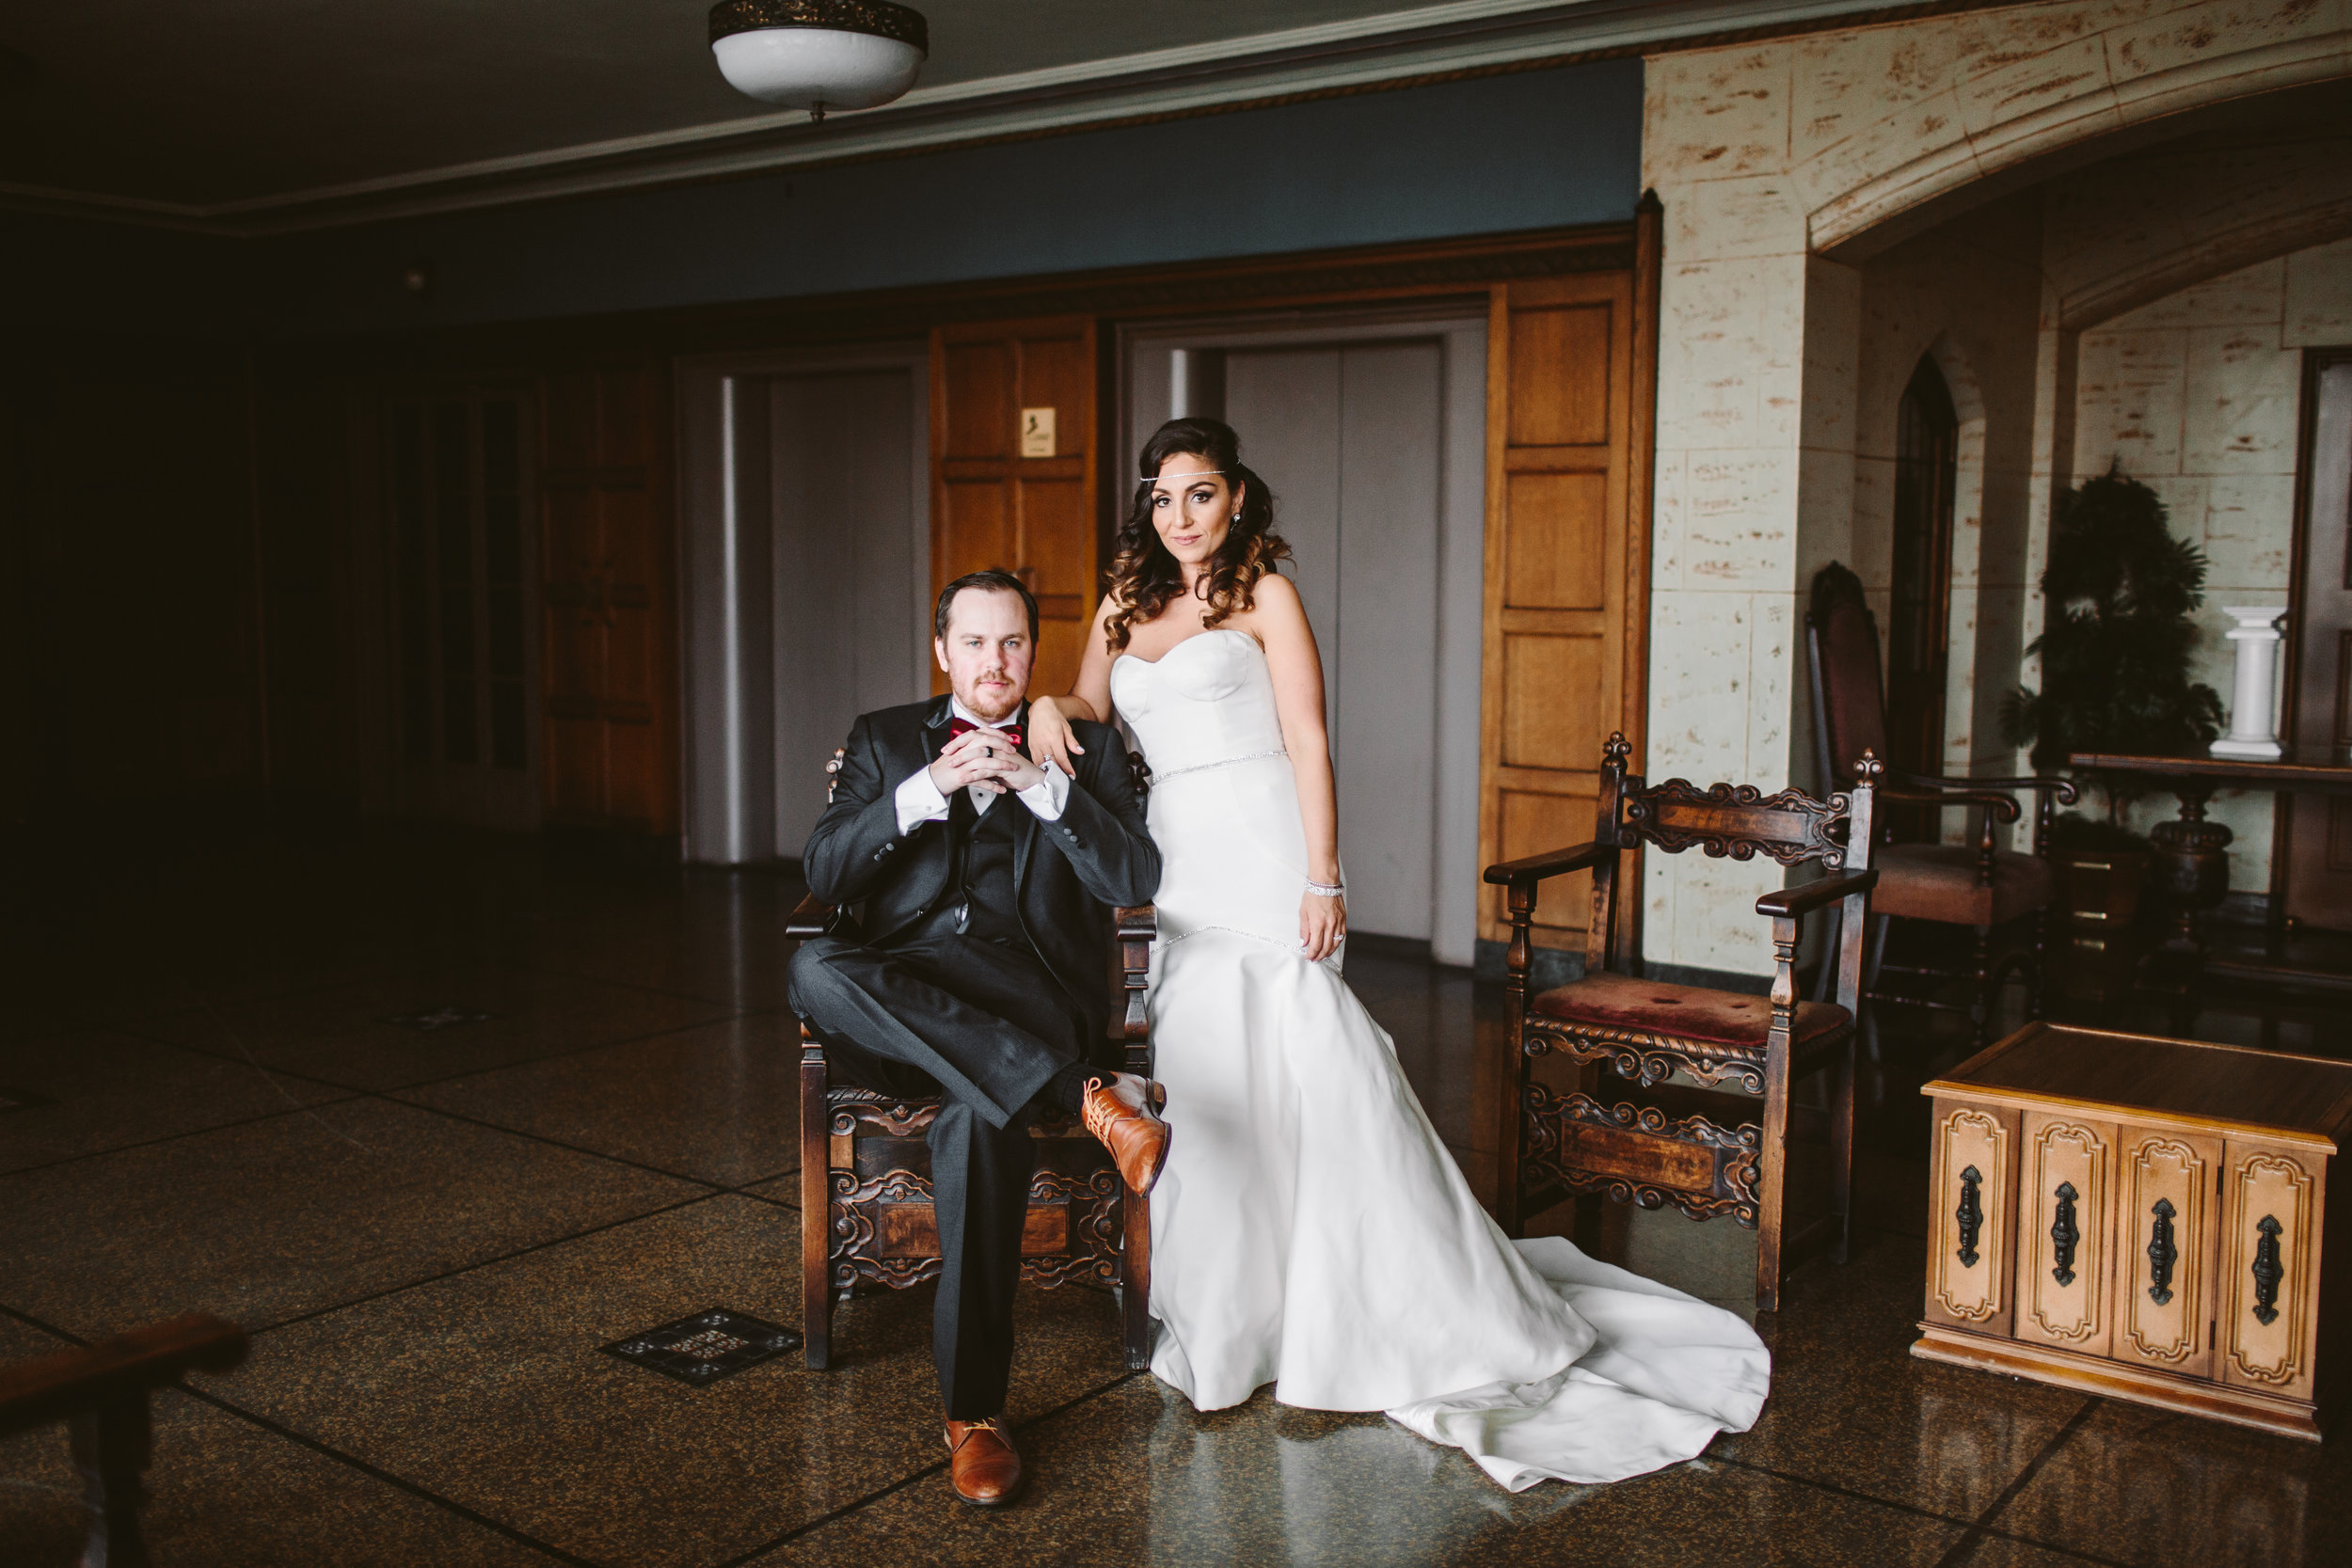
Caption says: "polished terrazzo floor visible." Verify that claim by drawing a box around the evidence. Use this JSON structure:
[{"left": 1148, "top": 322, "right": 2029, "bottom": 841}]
[{"left": 3, "top": 824, "right": 2348, "bottom": 1566}]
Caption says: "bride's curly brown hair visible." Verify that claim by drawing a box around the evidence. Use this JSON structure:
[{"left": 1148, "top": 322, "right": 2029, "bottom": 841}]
[{"left": 1104, "top": 419, "right": 1292, "bottom": 653}]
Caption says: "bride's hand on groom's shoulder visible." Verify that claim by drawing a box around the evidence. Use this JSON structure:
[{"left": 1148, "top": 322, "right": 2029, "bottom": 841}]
[{"left": 1025, "top": 697, "right": 1086, "bottom": 779}]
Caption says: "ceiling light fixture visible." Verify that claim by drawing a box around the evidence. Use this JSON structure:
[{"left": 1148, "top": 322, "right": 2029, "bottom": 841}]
[{"left": 707, "top": 1, "right": 929, "bottom": 123}]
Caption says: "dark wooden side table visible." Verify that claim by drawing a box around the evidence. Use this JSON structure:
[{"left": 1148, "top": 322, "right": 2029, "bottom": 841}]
[
  {"left": 2068, "top": 748, "right": 2352, "bottom": 988},
  {"left": 1915, "top": 1022, "right": 2352, "bottom": 1438}
]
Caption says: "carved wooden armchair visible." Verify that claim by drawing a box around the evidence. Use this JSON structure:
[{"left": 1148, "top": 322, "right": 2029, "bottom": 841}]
[
  {"left": 787, "top": 748, "right": 1157, "bottom": 1371},
  {"left": 1804, "top": 562, "right": 2077, "bottom": 1048},
  {"left": 1483, "top": 736, "right": 1880, "bottom": 1313}
]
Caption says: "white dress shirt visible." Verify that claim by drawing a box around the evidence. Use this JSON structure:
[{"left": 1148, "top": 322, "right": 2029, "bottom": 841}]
[{"left": 893, "top": 698, "right": 1069, "bottom": 835}]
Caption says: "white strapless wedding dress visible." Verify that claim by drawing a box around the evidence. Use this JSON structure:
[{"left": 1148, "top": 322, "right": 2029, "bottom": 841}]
[{"left": 1110, "top": 627, "right": 1770, "bottom": 1491}]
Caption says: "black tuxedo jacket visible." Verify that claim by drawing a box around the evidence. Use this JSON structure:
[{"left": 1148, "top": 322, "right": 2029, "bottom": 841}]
[{"left": 801, "top": 696, "right": 1161, "bottom": 1032}]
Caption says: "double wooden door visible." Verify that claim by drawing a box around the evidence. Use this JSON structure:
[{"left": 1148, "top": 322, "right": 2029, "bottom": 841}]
[
  {"left": 385, "top": 387, "right": 538, "bottom": 829},
  {"left": 930, "top": 318, "right": 1099, "bottom": 697},
  {"left": 539, "top": 361, "right": 678, "bottom": 834}
]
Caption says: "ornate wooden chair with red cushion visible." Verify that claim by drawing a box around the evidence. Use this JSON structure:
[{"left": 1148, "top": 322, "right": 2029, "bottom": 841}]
[
  {"left": 1804, "top": 562, "right": 2077, "bottom": 1048},
  {"left": 787, "top": 747, "right": 1157, "bottom": 1371},
  {"left": 1484, "top": 736, "right": 1880, "bottom": 1313}
]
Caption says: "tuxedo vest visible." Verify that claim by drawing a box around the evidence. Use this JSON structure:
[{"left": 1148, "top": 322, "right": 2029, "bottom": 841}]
[{"left": 914, "top": 788, "right": 1022, "bottom": 944}]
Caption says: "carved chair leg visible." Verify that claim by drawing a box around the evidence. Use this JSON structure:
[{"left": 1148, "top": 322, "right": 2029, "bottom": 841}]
[
  {"left": 1120, "top": 1187, "right": 1154, "bottom": 1370},
  {"left": 1828, "top": 1035, "right": 1855, "bottom": 1266},
  {"left": 1755, "top": 1048, "right": 1794, "bottom": 1314},
  {"left": 71, "top": 1394, "right": 152, "bottom": 1568},
  {"left": 800, "top": 1037, "right": 833, "bottom": 1371}
]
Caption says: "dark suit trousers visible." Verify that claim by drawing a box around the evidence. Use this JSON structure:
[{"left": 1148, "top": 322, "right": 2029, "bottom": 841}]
[{"left": 787, "top": 929, "right": 1096, "bottom": 1418}]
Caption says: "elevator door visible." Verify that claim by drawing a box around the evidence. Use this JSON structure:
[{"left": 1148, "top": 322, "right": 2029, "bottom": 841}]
[
  {"left": 1221, "top": 344, "right": 1444, "bottom": 942},
  {"left": 771, "top": 369, "right": 924, "bottom": 858}
]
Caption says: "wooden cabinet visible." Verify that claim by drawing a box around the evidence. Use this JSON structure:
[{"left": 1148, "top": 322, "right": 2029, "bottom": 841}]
[
  {"left": 1916, "top": 1023, "right": 2352, "bottom": 1439},
  {"left": 930, "top": 317, "right": 1099, "bottom": 698}
]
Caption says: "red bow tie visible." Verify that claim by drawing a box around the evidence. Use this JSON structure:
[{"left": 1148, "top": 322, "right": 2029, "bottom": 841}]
[{"left": 949, "top": 718, "right": 1023, "bottom": 750}]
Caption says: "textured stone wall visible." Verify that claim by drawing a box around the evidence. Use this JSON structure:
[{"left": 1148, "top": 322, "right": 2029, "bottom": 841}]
[{"left": 1641, "top": 0, "right": 2352, "bottom": 974}]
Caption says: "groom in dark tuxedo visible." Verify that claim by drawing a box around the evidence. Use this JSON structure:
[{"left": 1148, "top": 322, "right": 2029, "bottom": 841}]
[{"left": 787, "top": 569, "right": 1168, "bottom": 1507}]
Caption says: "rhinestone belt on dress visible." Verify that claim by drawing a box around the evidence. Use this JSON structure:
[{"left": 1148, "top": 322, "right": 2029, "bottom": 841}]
[{"left": 1147, "top": 748, "right": 1287, "bottom": 786}]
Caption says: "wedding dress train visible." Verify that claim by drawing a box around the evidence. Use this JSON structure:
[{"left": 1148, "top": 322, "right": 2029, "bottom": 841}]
[{"left": 1111, "top": 627, "right": 1769, "bottom": 1490}]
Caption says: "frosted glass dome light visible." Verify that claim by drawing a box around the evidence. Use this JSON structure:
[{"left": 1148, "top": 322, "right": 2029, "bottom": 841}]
[{"left": 708, "top": 1, "right": 929, "bottom": 121}]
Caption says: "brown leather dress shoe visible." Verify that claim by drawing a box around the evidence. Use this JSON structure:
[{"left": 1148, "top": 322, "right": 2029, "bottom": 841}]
[
  {"left": 1081, "top": 1072, "right": 1171, "bottom": 1195},
  {"left": 945, "top": 1418, "right": 1023, "bottom": 1506}
]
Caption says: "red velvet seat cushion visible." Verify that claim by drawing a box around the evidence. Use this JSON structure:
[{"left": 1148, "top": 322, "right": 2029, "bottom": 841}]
[
  {"left": 1529, "top": 973, "right": 1851, "bottom": 1053},
  {"left": 1869, "top": 843, "right": 2052, "bottom": 927}
]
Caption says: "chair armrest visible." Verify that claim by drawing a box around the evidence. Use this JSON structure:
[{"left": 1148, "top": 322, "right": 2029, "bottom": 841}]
[
  {"left": 1482, "top": 841, "right": 1612, "bottom": 887},
  {"left": 1899, "top": 769, "right": 2078, "bottom": 805},
  {"left": 0, "top": 1313, "right": 247, "bottom": 1439},
  {"left": 1755, "top": 868, "right": 1877, "bottom": 919},
  {"left": 1115, "top": 905, "right": 1157, "bottom": 942},
  {"left": 786, "top": 893, "right": 837, "bottom": 941},
  {"left": 1876, "top": 783, "right": 2022, "bottom": 823}
]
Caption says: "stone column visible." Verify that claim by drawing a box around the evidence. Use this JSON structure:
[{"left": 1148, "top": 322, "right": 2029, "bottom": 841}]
[{"left": 2210, "top": 607, "right": 2287, "bottom": 761}]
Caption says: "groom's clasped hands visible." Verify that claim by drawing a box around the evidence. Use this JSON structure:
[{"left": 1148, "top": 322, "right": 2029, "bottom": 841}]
[{"left": 928, "top": 721, "right": 1051, "bottom": 796}]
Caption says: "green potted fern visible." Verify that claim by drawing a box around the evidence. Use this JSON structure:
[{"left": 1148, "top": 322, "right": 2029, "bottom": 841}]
[{"left": 2005, "top": 468, "right": 2224, "bottom": 958}]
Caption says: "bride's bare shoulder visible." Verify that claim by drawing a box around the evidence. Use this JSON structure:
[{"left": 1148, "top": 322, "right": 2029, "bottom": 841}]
[{"left": 1233, "top": 569, "right": 1305, "bottom": 632}]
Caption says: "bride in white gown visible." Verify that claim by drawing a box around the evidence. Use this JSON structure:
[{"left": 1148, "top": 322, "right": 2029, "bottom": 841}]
[{"left": 1027, "top": 419, "right": 1769, "bottom": 1491}]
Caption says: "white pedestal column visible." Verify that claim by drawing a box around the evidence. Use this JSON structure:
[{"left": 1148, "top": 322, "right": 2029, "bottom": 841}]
[{"left": 2210, "top": 606, "right": 2287, "bottom": 760}]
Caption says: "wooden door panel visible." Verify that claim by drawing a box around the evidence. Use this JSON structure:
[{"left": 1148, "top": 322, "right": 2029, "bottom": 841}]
[
  {"left": 1923, "top": 1098, "right": 2019, "bottom": 1338},
  {"left": 2109, "top": 1128, "right": 2220, "bottom": 1379},
  {"left": 542, "top": 374, "right": 597, "bottom": 470},
  {"left": 1502, "top": 471, "right": 1609, "bottom": 610},
  {"left": 939, "top": 480, "right": 1010, "bottom": 583},
  {"left": 1502, "top": 634, "right": 1603, "bottom": 772},
  {"left": 931, "top": 317, "right": 1100, "bottom": 700},
  {"left": 1017, "top": 478, "right": 1092, "bottom": 600},
  {"left": 2219, "top": 1138, "right": 2323, "bottom": 1401},
  {"left": 1478, "top": 231, "right": 1657, "bottom": 951},
  {"left": 1017, "top": 335, "right": 1092, "bottom": 452},
  {"left": 943, "top": 344, "right": 1011, "bottom": 459},
  {"left": 1508, "top": 303, "right": 1613, "bottom": 447},
  {"left": 2012, "top": 1112, "right": 2117, "bottom": 1358}
]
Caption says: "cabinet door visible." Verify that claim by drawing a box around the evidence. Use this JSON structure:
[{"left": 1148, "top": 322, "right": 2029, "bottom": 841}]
[
  {"left": 1923, "top": 1097, "right": 2019, "bottom": 1337},
  {"left": 2219, "top": 1138, "right": 2327, "bottom": 1402},
  {"left": 2012, "top": 1113, "right": 2118, "bottom": 1357},
  {"left": 2108, "top": 1126, "right": 2221, "bottom": 1379}
]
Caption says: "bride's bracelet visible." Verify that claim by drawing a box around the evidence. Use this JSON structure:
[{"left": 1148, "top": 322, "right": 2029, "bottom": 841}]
[{"left": 1304, "top": 879, "right": 1343, "bottom": 898}]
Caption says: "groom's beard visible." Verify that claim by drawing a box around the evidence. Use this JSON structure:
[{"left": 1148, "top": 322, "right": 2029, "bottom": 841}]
[{"left": 958, "top": 669, "right": 1025, "bottom": 723}]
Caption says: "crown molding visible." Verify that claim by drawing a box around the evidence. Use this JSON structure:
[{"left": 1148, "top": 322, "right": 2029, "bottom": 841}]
[{"left": 1, "top": 0, "right": 1949, "bottom": 237}]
